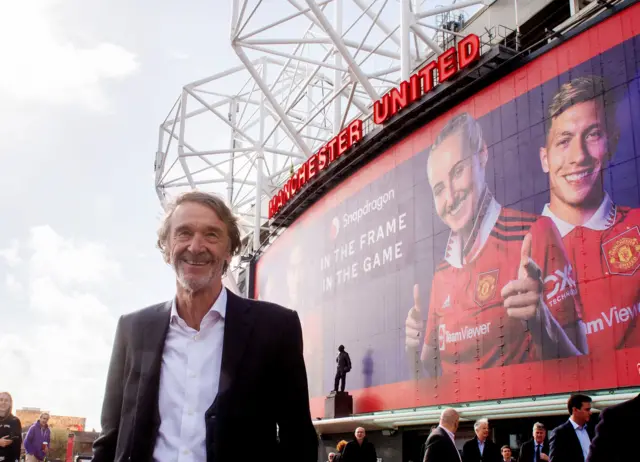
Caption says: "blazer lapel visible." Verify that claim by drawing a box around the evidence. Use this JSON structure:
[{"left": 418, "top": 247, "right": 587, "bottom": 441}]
[
  {"left": 213, "top": 291, "right": 254, "bottom": 406},
  {"left": 138, "top": 302, "right": 171, "bottom": 426}
]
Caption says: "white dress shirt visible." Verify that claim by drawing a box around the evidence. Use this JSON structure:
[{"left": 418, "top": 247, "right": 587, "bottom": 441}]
[
  {"left": 152, "top": 288, "right": 227, "bottom": 462},
  {"left": 569, "top": 418, "right": 591, "bottom": 461}
]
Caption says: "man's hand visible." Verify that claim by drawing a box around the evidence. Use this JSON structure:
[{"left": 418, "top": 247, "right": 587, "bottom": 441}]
[
  {"left": 405, "top": 284, "right": 424, "bottom": 350},
  {"left": 501, "top": 234, "right": 543, "bottom": 320},
  {"left": 540, "top": 452, "right": 549, "bottom": 461},
  {"left": 0, "top": 435, "right": 12, "bottom": 447}
]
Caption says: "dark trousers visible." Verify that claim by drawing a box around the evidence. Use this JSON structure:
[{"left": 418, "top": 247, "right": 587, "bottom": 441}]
[{"left": 334, "top": 370, "right": 346, "bottom": 392}]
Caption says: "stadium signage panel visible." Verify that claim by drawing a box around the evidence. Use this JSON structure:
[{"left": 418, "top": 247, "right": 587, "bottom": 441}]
[{"left": 268, "top": 34, "right": 481, "bottom": 219}]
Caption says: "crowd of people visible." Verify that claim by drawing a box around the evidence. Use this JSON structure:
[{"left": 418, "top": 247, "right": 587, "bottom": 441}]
[{"left": 319, "top": 384, "right": 638, "bottom": 462}]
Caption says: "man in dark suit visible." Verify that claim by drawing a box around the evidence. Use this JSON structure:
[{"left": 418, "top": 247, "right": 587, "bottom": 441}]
[
  {"left": 549, "top": 394, "right": 593, "bottom": 462},
  {"left": 586, "top": 362, "right": 640, "bottom": 462},
  {"left": 91, "top": 191, "right": 318, "bottom": 462},
  {"left": 462, "top": 419, "right": 501, "bottom": 462},
  {"left": 423, "top": 408, "right": 461, "bottom": 462},
  {"left": 519, "top": 422, "right": 549, "bottom": 462}
]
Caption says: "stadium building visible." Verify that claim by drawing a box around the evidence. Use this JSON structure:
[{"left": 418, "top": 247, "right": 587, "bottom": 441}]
[{"left": 155, "top": 0, "right": 640, "bottom": 460}]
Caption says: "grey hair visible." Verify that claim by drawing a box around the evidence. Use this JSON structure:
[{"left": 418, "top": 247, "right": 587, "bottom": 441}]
[
  {"left": 533, "top": 422, "right": 546, "bottom": 431},
  {"left": 157, "top": 191, "right": 242, "bottom": 271},
  {"left": 474, "top": 418, "right": 489, "bottom": 430}
]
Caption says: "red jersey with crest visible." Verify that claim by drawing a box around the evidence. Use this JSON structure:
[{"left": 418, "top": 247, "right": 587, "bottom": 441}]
[
  {"left": 424, "top": 204, "right": 583, "bottom": 376},
  {"left": 545, "top": 203, "right": 640, "bottom": 351}
]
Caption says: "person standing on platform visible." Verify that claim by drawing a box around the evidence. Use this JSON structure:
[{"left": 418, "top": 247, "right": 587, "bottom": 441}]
[
  {"left": 333, "top": 345, "right": 352, "bottom": 393},
  {"left": 586, "top": 362, "right": 640, "bottom": 462},
  {"left": 462, "top": 418, "right": 501, "bottom": 462},
  {"left": 423, "top": 408, "right": 462, "bottom": 462},
  {"left": 342, "top": 427, "right": 377, "bottom": 462},
  {"left": 549, "top": 394, "right": 593, "bottom": 462},
  {"left": 519, "top": 422, "right": 549, "bottom": 462}
]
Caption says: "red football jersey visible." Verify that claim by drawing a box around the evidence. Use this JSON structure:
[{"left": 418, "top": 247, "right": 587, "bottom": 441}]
[
  {"left": 424, "top": 202, "right": 583, "bottom": 376},
  {"left": 548, "top": 204, "right": 640, "bottom": 351}
]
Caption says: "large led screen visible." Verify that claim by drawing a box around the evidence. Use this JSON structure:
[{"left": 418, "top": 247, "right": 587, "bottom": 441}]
[{"left": 256, "top": 4, "right": 640, "bottom": 417}]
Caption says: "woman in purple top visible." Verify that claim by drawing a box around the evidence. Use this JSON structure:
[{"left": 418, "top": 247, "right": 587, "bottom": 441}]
[{"left": 23, "top": 412, "right": 50, "bottom": 462}]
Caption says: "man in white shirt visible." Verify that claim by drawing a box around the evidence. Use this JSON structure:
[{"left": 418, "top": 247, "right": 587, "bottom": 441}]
[
  {"left": 549, "top": 394, "right": 593, "bottom": 462},
  {"left": 92, "top": 191, "right": 318, "bottom": 462}
]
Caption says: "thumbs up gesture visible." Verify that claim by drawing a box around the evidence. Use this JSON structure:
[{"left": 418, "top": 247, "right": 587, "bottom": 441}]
[
  {"left": 501, "top": 233, "right": 544, "bottom": 320},
  {"left": 405, "top": 284, "right": 424, "bottom": 350}
]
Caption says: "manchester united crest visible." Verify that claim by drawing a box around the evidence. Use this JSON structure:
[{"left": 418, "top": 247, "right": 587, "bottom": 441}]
[
  {"left": 474, "top": 269, "right": 499, "bottom": 306},
  {"left": 602, "top": 226, "right": 640, "bottom": 276}
]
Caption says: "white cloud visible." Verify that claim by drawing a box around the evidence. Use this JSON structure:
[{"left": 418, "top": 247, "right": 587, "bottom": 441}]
[
  {"left": 0, "top": 225, "right": 121, "bottom": 430},
  {"left": 0, "top": 239, "right": 21, "bottom": 266},
  {"left": 5, "top": 274, "right": 24, "bottom": 295},
  {"left": 0, "top": 0, "right": 139, "bottom": 112},
  {"left": 29, "top": 225, "right": 121, "bottom": 286}
]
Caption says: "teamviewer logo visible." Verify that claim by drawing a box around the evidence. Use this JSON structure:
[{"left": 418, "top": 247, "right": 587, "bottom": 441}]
[
  {"left": 438, "top": 324, "right": 446, "bottom": 351},
  {"left": 330, "top": 216, "right": 340, "bottom": 239}
]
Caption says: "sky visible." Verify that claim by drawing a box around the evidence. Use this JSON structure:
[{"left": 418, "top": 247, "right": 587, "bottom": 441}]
[{"left": 0, "top": 0, "right": 240, "bottom": 430}]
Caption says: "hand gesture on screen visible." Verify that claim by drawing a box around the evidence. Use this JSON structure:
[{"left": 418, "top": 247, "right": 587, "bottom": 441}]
[
  {"left": 405, "top": 284, "right": 424, "bottom": 350},
  {"left": 501, "top": 234, "right": 544, "bottom": 320}
]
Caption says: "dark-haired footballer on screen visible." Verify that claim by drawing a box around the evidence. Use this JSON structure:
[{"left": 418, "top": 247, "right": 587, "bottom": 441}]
[
  {"left": 540, "top": 75, "right": 640, "bottom": 350},
  {"left": 405, "top": 113, "right": 587, "bottom": 377}
]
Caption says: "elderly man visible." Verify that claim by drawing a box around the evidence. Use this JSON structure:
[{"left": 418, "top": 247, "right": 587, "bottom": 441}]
[
  {"left": 342, "top": 427, "right": 377, "bottom": 462},
  {"left": 462, "top": 418, "right": 501, "bottom": 462},
  {"left": 519, "top": 422, "right": 549, "bottom": 462},
  {"left": 92, "top": 191, "right": 318, "bottom": 462},
  {"left": 423, "top": 408, "right": 461, "bottom": 462}
]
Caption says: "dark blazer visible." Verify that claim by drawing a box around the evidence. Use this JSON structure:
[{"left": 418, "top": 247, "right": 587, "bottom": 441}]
[
  {"left": 91, "top": 291, "right": 318, "bottom": 462},
  {"left": 586, "top": 394, "right": 639, "bottom": 462},
  {"left": 462, "top": 436, "right": 502, "bottom": 462},
  {"left": 341, "top": 438, "right": 377, "bottom": 462},
  {"left": 424, "top": 426, "right": 460, "bottom": 462},
  {"left": 549, "top": 420, "right": 593, "bottom": 462},
  {"left": 518, "top": 439, "right": 549, "bottom": 462}
]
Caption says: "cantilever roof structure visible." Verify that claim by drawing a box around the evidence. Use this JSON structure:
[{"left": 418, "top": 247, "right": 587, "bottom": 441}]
[{"left": 154, "top": 0, "right": 493, "bottom": 281}]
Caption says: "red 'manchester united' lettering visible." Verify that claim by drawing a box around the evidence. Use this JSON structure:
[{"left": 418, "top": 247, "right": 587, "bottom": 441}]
[
  {"left": 373, "top": 34, "right": 480, "bottom": 125},
  {"left": 268, "top": 119, "right": 363, "bottom": 218}
]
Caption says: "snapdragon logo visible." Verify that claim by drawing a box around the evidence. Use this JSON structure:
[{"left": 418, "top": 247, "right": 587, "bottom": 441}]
[
  {"left": 438, "top": 322, "right": 492, "bottom": 351},
  {"left": 343, "top": 189, "right": 395, "bottom": 229}
]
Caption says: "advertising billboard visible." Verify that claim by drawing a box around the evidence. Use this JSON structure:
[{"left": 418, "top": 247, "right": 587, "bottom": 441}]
[{"left": 256, "top": 3, "right": 640, "bottom": 418}]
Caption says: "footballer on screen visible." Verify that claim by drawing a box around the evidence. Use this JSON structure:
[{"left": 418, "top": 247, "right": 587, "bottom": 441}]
[
  {"left": 405, "top": 113, "right": 588, "bottom": 378},
  {"left": 540, "top": 75, "right": 640, "bottom": 351}
]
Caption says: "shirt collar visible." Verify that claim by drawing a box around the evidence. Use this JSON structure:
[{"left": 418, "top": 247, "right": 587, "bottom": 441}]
[
  {"left": 445, "top": 188, "right": 501, "bottom": 268},
  {"left": 569, "top": 417, "right": 584, "bottom": 431},
  {"left": 171, "top": 286, "right": 227, "bottom": 323},
  {"left": 542, "top": 193, "right": 616, "bottom": 237},
  {"left": 439, "top": 425, "right": 456, "bottom": 442}
]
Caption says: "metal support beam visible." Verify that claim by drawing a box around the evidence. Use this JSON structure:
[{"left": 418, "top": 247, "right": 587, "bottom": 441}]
[{"left": 304, "top": 0, "right": 380, "bottom": 101}]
